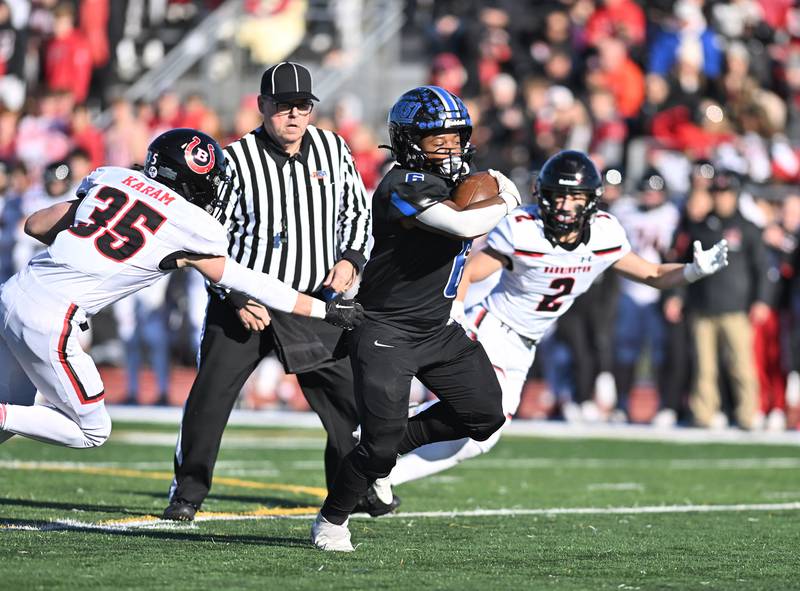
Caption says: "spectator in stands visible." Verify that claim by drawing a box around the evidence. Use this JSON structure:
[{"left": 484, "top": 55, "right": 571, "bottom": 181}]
[
  {"left": 44, "top": 3, "right": 93, "bottom": 103},
  {"left": 611, "top": 168, "right": 680, "bottom": 423},
  {"left": 584, "top": 0, "right": 646, "bottom": 50},
  {"left": 0, "top": 0, "right": 27, "bottom": 111},
  {"left": 0, "top": 159, "right": 19, "bottom": 282},
  {"left": 588, "top": 87, "right": 626, "bottom": 171},
  {"left": 0, "top": 108, "right": 18, "bottom": 160},
  {"left": 649, "top": 0, "right": 723, "bottom": 81},
  {"left": 480, "top": 73, "right": 529, "bottom": 174},
  {"left": 67, "top": 148, "right": 92, "bottom": 194},
  {"left": 79, "top": 0, "right": 110, "bottom": 103},
  {"left": 152, "top": 91, "right": 184, "bottom": 136},
  {"left": 104, "top": 97, "right": 149, "bottom": 167},
  {"left": 70, "top": 105, "right": 104, "bottom": 169},
  {"left": 672, "top": 169, "right": 768, "bottom": 430},
  {"left": 661, "top": 160, "right": 715, "bottom": 425},
  {"left": 752, "top": 193, "right": 800, "bottom": 430},
  {"left": 586, "top": 35, "right": 644, "bottom": 119},
  {"left": 347, "top": 124, "right": 384, "bottom": 192},
  {"left": 429, "top": 52, "right": 467, "bottom": 97},
  {"left": 181, "top": 93, "right": 210, "bottom": 130},
  {"left": 524, "top": 8, "right": 574, "bottom": 80},
  {"left": 533, "top": 85, "right": 591, "bottom": 160},
  {"left": 113, "top": 276, "right": 171, "bottom": 406},
  {"left": 15, "top": 91, "right": 71, "bottom": 176}
]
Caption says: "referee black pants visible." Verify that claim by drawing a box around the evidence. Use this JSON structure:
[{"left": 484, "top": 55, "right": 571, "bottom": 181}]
[
  {"left": 321, "top": 319, "right": 505, "bottom": 523},
  {"left": 169, "top": 296, "right": 358, "bottom": 507}
]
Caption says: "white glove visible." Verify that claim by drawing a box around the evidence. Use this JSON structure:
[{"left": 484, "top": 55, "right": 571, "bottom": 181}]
[
  {"left": 449, "top": 300, "right": 480, "bottom": 336},
  {"left": 487, "top": 169, "right": 521, "bottom": 212},
  {"left": 683, "top": 239, "right": 729, "bottom": 283},
  {"left": 450, "top": 299, "right": 466, "bottom": 325}
]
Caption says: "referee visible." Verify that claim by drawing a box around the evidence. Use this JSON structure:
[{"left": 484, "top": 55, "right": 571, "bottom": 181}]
[{"left": 163, "top": 62, "right": 371, "bottom": 521}]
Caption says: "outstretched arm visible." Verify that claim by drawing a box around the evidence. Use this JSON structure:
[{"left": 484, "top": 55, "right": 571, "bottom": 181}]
[
  {"left": 613, "top": 239, "right": 728, "bottom": 289},
  {"left": 24, "top": 200, "right": 81, "bottom": 245},
  {"left": 177, "top": 254, "right": 361, "bottom": 329}
]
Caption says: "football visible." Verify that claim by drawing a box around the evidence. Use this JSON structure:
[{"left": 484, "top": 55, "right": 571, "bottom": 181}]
[{"left": 451, "top": 171, "right": 500, "bottom": 209}]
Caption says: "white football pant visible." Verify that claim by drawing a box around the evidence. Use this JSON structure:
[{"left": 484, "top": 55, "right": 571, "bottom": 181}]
[{"left": 0, "top": 272, "right": 110, "bottom": 448}]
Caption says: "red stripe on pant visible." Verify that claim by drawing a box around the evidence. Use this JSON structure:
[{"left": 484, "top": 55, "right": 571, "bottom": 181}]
[{"left": 58, "top": 304, "right": 104, "bottom": 405}]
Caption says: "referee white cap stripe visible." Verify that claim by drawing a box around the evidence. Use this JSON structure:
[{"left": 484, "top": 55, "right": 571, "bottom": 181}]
[
  {"left": 292, "top": 63, "right": 299, "bottom": 92},
  {"left": 271, "top": 62, "right": 288, "bottom": 95}
]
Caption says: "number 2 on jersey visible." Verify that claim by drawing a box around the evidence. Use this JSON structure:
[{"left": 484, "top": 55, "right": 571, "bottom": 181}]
[
  {"left": 69, "top": 186, "right": 166, "bottom": 262},
  {"left": 536, "top": 277, "right": 575, "bottom": 312}
]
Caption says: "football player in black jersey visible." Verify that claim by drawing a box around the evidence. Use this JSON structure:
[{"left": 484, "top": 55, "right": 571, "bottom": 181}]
[{"left": 311, "top": 86, "right": 522, "bottom": 551}]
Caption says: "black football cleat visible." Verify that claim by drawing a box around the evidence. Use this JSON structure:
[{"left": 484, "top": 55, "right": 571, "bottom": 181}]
[
  {"left": 162, "top": 498, "right": 198, "bottom": 521},
  {"left": 353, "top": 482, "right": 401, "bottom": 517}
]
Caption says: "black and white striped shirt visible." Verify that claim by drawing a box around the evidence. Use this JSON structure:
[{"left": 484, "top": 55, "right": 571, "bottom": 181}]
[{"left": 220, "top": 124, "right": 371, "bottom": 294}]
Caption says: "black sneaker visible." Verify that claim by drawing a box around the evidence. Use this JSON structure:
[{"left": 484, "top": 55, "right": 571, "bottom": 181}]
[
  {"left": 353, "top": 485, "right": 401, "bottom": 517},
  {"left": 162, "top": 498, "right": 198, "bottom": 521}
]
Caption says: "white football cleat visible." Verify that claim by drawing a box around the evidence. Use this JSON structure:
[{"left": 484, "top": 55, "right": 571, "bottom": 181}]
[{"left": 311, "top": 513, "right": 354, "bottom": 552}]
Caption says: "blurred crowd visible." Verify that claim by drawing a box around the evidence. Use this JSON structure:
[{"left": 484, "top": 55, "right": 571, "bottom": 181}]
[{"left": 1, "top": 0, "right": 799, "bottom": 430}]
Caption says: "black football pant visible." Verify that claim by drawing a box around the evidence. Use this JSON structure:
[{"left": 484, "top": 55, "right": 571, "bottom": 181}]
[
  {"left": 321, "top": 319, "right": 505, "bottom": 524},
  {"left": 169, "top": 296, "right": 358, "bottom": 507}
]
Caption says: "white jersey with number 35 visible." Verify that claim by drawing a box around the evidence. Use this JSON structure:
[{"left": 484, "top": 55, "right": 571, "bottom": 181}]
[
  {"left": 26, "top": 166, "right": 229, "bottom": 315},
  {"left": 480, "top": 204, "right": 631, "bottom": 341}
]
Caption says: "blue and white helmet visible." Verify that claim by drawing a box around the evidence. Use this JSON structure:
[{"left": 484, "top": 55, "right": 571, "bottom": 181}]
[{"left": 387, "top": 86, "right": 474, "bottom": 181}]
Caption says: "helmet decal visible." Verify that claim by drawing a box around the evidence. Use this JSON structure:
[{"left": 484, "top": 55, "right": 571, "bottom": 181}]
[
  {"left": 184, "top": 135, "right": 216, "bottom": 175},
  {"left": 387, "top": 86, "right": 474, "bottom": 181}
]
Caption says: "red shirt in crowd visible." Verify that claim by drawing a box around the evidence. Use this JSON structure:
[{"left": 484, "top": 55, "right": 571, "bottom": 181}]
[
  {"left": 585, "top": 0, "right": 646, "bottom": 48},
  {"left": 45, "top": 32, "right": 93, "bottom": 103}
]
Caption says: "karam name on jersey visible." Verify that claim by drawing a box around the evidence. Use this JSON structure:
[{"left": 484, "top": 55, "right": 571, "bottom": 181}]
[{"left": 119, "top": 175, "right": 177, "bottom": 205}]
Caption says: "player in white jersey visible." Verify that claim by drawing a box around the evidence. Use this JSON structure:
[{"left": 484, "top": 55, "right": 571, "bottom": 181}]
[
  {"left": 0, "top": 128, "right": 362, "bottom": 449},
  {"left": 610, "top": 169, "right": 680, "bottom": 421},
  {"left": 375, "top": 150, "right": 728, "bottom": 494}
]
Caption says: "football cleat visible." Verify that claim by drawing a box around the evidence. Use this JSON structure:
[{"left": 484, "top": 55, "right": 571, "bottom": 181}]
[
  {"left": 162, "top": 498, "right": 198, "bottom": 521},
  {"left": 311, "top": 513, "right": 354, "bottom": 552},
  {"left": 353, "top": 478, "right": 401, "bottom": 517}
]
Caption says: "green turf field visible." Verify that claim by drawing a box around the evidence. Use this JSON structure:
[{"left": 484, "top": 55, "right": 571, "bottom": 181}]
[{"left": 2, "top": 421, "right": 799, "bottom": 590}]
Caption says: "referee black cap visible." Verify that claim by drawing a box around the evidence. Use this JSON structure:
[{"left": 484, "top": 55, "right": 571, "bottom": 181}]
[{"left": 260, "top": 62, "right": 319, "bottom": 102}]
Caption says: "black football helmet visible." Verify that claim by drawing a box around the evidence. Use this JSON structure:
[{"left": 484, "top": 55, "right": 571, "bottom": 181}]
[
  {"left": 144, "top": 128, "right": 229, "bottom": 215},
  {"left": 387, "top": 85, "right": 475, "bottom": 182},
  {"left": 535, "top": 150, "right": 603, "bottom": 241}
]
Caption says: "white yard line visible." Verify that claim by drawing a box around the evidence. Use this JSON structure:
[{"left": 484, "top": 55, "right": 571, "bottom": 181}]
[
  {"left": 3, "top": 456, "right": 800, "bottom": 473},
  {"left": 105, "top": 406, "right": 800, "bottom": 446},
  {"left": 110, "top": 431, "right": 326, "bottom": 449},
  {"left": 2, "top": 502, "right": 799, "bottom": 533}
]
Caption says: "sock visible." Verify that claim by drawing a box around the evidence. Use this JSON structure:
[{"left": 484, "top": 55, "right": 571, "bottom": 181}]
[{"left": 397, "top": 402, "right": 465, "bottom": 455}]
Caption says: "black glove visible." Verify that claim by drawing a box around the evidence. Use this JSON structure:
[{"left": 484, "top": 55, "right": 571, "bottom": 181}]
[{"left": 324, "top": 297, "right": 364, "bottom": 330}]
